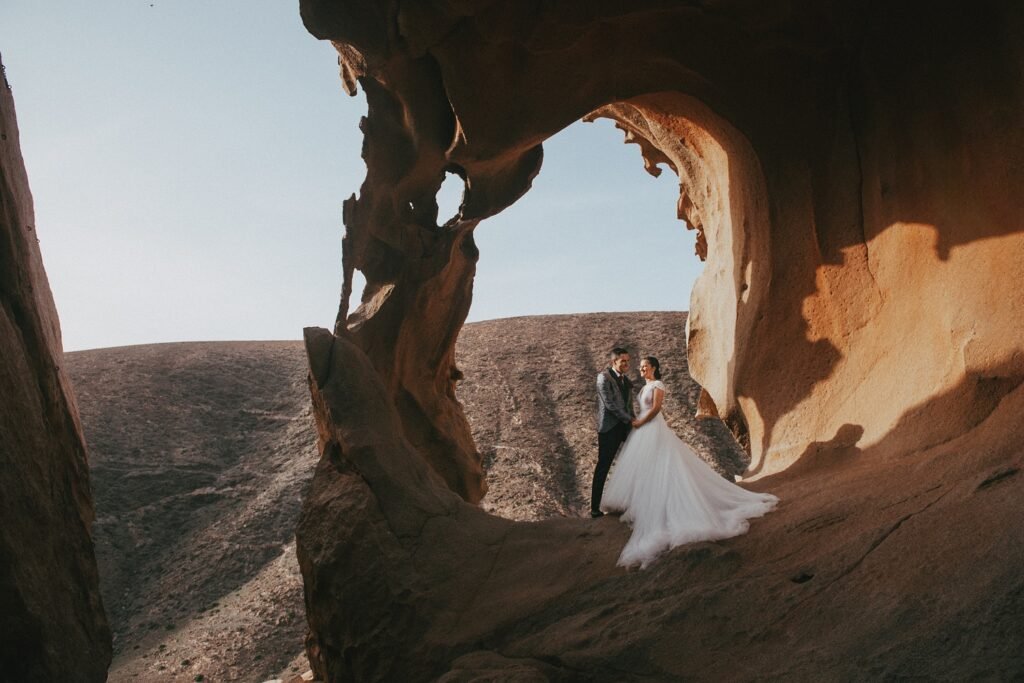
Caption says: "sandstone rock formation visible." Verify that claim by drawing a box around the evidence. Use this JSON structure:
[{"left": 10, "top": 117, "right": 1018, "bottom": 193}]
[
  {"left": 0, "top": 56, "right": 111, "bottom": 680},
  {"left": 298, "top": 327, "right": 634, "bottom": 680},
  {"left": 294, "top": 0, "right": 1024, "bottom": 679},
  {"left": 304, "top": 0, "right": 1024, "bottom": 482},
  {"left": 3, "top": 0, "right": 1021, "bottom": 678}
]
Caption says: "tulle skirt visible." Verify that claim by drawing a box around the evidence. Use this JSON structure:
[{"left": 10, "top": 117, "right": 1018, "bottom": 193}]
[{"left": 602, "top": 414, "right": 778, "bottom": 568}]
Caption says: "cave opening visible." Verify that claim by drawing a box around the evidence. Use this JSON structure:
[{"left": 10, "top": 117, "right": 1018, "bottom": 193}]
[{"left": 457, "top": 108, "right": 760, "bottom": 520}]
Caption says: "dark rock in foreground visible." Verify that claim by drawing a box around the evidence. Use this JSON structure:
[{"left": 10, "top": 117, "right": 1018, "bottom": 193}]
[{"left": 0, "top": 54, "right": 111, "bottom": 682}]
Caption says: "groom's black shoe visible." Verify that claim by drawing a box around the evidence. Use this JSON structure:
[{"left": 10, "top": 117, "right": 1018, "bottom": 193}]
[{"left": 590, "top": 510, "right": 604, "bottom": 518}]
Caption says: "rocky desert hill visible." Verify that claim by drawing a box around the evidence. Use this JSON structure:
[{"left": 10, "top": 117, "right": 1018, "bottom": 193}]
[
  {"left": 66, "top": 311, "right": 733, "bottom": 682},
  {"left": 66, "top": 341, "right": 319, "bottom": 682}
]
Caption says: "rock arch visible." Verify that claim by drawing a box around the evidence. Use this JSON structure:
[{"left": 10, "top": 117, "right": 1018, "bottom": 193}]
[
  {"left": 315, "top": 4, "right": 782, "bottom": 503},
  {"left": 295, "top": 0, "right": 1024, "bottom": 678},
  {"left": 307, "top": 0, "right": 1024, "bottom": 487}
]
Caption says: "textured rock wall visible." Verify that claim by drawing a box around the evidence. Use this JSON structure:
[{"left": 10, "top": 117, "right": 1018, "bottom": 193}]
[
  {"left": 296, "top": 0, "right": 1024, "bottom": 678},
  {"left": 731, "top": 2, "right": 1024, "bottom": 475},
  {"left": 303, "top": 0, "right": 1024, "bottom": 480},
  {"left": 0, "top": 57, "right": 112, "bottom": 680}
]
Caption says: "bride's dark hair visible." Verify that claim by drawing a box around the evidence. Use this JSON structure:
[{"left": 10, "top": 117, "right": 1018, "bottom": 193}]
[{"left": 645, "top": 356, "right": 662, "bottom": 380}]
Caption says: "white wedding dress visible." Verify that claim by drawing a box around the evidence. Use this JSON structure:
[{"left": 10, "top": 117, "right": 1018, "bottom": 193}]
[{"left": 602, "top": 380, "right": 778, "bottom": 568}]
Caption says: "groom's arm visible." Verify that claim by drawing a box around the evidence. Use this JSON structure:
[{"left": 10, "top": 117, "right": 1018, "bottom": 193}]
[{"left": 597, "top": 373, "right": 633, "bottom": 423}]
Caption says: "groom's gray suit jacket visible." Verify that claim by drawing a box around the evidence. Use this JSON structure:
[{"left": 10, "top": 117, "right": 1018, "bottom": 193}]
[{"left": 596, "top": 368, "right": 635, "bottom": 433}]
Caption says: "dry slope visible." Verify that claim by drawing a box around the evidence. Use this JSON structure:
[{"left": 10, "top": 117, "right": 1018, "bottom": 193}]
[{"left": 66, "top": 341, "right": 319, "bottom": 682}]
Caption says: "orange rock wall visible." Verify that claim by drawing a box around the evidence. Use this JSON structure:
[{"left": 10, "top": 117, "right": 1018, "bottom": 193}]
[
  {"left": 303, "top": 0, "right": 1024, "bottom": 482},
  {"left": 0, "top": 59, "right": 112, "bottom": 679},
  {"left": 735, "top": 3, "right": 1024, "bottom": 474},
  {"left": 294, "top": 1, "right": 1024, "bottom": 678}
]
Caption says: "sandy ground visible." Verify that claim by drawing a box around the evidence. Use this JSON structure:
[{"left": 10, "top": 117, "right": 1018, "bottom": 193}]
[{"left": 66, "top": 312, "right": 731, "bottom": 682}]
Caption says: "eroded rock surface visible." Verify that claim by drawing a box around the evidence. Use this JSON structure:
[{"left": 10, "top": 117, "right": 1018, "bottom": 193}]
[
  {"left": 299, "top": 328, "right": 633, "bottom": 681},
  {"left": 0, "top": 57, "right": 111, "bottom": 680},
  {"left": 302, "top": 0, "right": 1024, "bottom": 479},
  {"left": 295, "top": 0, "right": 1024, "bottom": 679}
]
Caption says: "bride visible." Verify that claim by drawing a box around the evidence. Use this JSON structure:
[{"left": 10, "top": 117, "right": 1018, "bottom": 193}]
[{"left": 602, "top": 356, "right": 778, "bottom": 568}]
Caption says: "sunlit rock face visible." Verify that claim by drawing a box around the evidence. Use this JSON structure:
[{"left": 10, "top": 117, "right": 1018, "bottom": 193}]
[
  {"left": 0, "top": 59, "right": 112, "bottom": 680},
  {"left": 585, "top": 94, "right": 772, "bottom": 453},
  {"left": 296, "top": 0, "right": 1024, "bottom": 678}
]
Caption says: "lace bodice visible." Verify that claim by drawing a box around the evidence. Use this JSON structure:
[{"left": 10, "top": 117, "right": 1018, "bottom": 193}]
[{"left": 639, "top": 380, "right": 666, "bottom": 412}]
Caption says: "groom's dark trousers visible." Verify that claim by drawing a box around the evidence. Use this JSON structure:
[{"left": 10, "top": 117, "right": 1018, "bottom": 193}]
[{"left": 592, "top": 421, "right": 631, "bottom": 514}]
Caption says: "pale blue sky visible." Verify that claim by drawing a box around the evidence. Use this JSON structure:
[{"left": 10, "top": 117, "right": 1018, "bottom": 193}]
[{"left": 1, "top": 1, "right": 700, "bottom": 351}]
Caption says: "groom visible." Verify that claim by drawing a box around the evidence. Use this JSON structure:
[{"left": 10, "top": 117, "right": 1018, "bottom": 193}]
[{"left": 591, "top": 347, "right": 635, "bottom": 518}]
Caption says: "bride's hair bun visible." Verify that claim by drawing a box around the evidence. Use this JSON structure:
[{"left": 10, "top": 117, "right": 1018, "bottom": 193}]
[{"left": 645, "top": 356, "right": 662, "bottom": 380}]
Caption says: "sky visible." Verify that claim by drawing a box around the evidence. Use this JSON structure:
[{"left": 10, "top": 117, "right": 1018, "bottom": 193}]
[{"left": 0, "top": 1, "right": 701, "bottom": 352}]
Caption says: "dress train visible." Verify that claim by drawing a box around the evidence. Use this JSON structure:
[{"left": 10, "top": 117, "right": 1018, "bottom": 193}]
[{"left": 602, "top": 380, "right": 778, "bottom": 568}]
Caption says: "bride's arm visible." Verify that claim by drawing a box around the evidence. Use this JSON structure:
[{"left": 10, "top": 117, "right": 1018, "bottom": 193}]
[{"left": 632, "top": 387, "right": 665, "bottom": 427}]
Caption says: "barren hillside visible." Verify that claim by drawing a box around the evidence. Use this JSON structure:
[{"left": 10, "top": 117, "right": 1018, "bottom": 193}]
[
  {"left": 67, "top": 341, "right": 319, "bottom": 682},
  {"left": 66, "top": 311, "right": 732, "bottom": 682}
]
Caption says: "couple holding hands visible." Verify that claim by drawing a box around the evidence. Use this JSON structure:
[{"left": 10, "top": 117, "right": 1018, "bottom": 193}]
[{"left": 590, "top": 347, "right": 778, "bottom": 568}]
